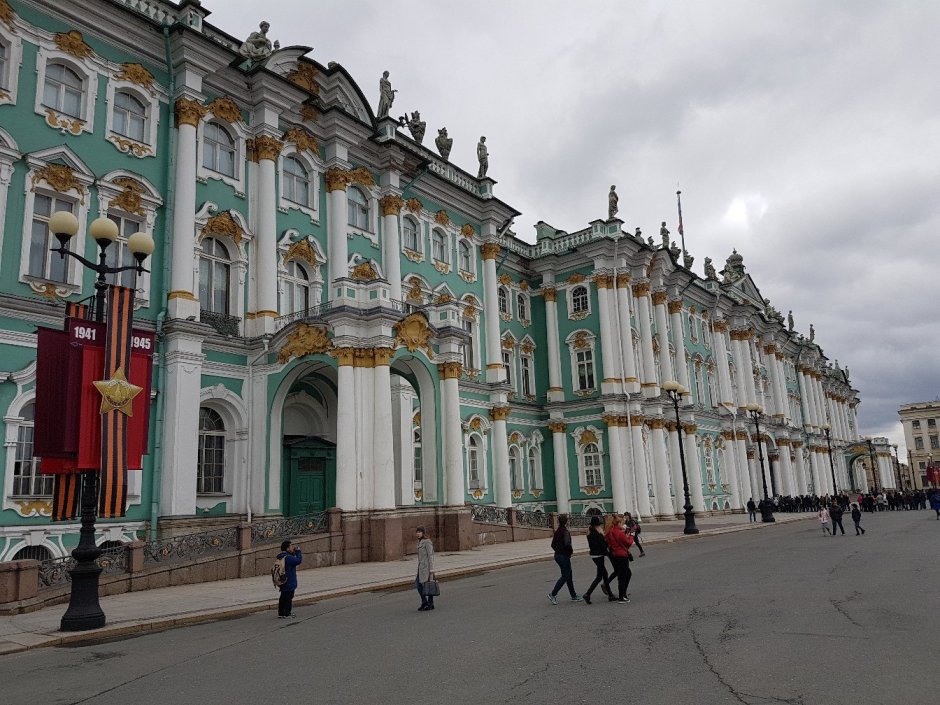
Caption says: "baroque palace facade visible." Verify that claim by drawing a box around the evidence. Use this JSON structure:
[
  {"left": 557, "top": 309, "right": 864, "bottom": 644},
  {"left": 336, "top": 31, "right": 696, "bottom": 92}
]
[{"left": 0, "top": 0, "right": 897, "bottom": 560}]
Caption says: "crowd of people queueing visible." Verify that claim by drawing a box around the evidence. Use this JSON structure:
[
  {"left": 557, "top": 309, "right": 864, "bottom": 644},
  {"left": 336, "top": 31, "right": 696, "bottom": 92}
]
[{"left": 746, "top": 488, "right": 940, "bottom": 518}]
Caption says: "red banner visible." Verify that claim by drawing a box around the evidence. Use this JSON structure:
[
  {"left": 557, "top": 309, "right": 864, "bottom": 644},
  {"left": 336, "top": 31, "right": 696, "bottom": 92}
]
[{"left": 927, "top": 465, "right": 940, "bottom": 486}]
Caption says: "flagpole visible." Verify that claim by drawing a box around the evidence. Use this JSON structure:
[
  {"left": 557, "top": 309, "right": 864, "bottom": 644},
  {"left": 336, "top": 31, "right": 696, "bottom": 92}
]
[{"left": 676, "top": 188, "right": 686, "bottom": 256}]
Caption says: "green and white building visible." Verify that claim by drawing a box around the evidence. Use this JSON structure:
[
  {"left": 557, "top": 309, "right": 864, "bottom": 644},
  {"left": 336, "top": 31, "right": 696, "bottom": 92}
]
[{"left": 0, "top": 0, "right": 881, "bottom": 561}]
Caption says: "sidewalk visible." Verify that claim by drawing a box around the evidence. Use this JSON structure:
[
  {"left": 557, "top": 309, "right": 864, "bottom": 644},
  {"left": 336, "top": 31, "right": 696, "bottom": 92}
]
[{"left": 0, "top": 512, "right": 811, "bottom": 655}]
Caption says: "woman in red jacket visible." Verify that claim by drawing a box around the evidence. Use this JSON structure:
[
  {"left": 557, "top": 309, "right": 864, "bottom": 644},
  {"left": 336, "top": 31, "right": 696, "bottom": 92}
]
[{"left": 605, "top": 514, "right": 634, "bottom": 603}]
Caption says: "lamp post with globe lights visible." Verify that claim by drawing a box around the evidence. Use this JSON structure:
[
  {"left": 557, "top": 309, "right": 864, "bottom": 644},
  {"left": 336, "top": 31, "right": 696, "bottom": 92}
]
[
  {"left": 745, "top": 403, "right": 775, "bottom": 522},
  {"left": 662, "top": 381, "right": 699, "bottom": 534},
  {"left": 48, "top": 211, "right": 154, "bottom": 631},
  {"left": 821, "top": 423, "right": 838, "bottom": 497},
  {"left": 892, "top": 444, "right": 903, "bottom": 490}
]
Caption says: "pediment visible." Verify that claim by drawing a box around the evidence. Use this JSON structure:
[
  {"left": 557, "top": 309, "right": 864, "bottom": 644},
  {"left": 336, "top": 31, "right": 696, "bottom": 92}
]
[{"left": 722, "top": 273, "right": 764, "bottom": 307}]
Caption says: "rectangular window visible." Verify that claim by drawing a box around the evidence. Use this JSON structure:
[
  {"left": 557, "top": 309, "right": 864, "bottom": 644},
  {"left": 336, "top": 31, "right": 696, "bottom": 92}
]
[
  {"left": 12, "top": 425, "right": 52, "bottom": 496},
  {"left": 912, "top": 420, "right": 921, "bottom": 429},
  {"left": 105, "top": 214, "right": 140, "bottom": 288},
  {"left": 576, "top": 350, "right": 594, "bottom": 390},
  {"left": 502, "top": 351, "right": 512, "bottom": 386},
  {"left": 462, "top": 319, "right": 474, "bottom": 370},
  {"left": 915, "top": 437, "right": 924, "bottom": 450},
  {"left": 929, "top": 419, "right": 937, "bottom": 428},
  {"left": 29, "top": 194, "right": 73, "bottom": 282},
  {"left": 197, "top": 433, "right": 225, "bottom": 493},
  {"left": 521, "top": 356, "right": 532, "bottom": 396},
  {"left": 584, "top": 454, "right": 602, "bottom": 487},
  {"left": 0, "top": 43, "right": 8, "bottom": 91},
  {"left": 920, "top": 462, "right": 926, "bottom": 470},
  {"left": 931, "top": 435, "right": 939, "bottom": 450}
]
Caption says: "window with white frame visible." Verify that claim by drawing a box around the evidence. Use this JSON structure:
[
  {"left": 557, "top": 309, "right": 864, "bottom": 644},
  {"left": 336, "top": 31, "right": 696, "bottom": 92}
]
[
  {"left": 347, "top": 187, "right": 370, "bottom": 230},
  {"left": 112, "top": 91, "right": 148, "bottom": 143},
  {"left": 707, "top": 366, "right": 717, "bottom": 408},
  {"left": 502, "top": 350, "right": 513, "bottom": 387},
  {"left": 28, "top": 193, "right": 74, "bottom": 283},
  {"left": 689, "top": 312, "right": 698, "bottom": 342},
  {"left": 498, "top": 286, "right": 509, "bottom": 314},
  {"left": 203, "top": 122, "right": 236, "bottom": 177},
  {"left": 695, "top": 360, "right": 705, "bottom": 406},
  {"left": 403, "top": 216, "right": 419, "bottom": 251},
  {"left": 431, "top": 228, "right": 447, "bottom": 263},
  {"left": 528, "top": 446, "right": 542, "bottom": 490},
  {"left": 576, "top": 349, "right": 595, "bottom": 391},
  {"left": 517, "top": 293, "right": 528, "bottom": 321},
  {"left": 583, "top": 443, "right": 602, "bottom": 487},
  {"left": 521, "top": 353, "right": 534, "bottom": 397},
  {"left": 567, "top": 331, "right": 597, "bottom": 393},
  {"left": 467, "top": 433, "right": 483, "bottom": 489},
  {"left": 703, "top": 437, "right": 715, "bottom": 484},
  {"left": 509, "top": 446, "right": 523, "bottom": 491},
  {"left": 0, "top": 42, "right": 10, "bottom": 92},
  {"left": 571, "top": 285, "right": 589, "bottom": 314},
  {"left": 105, "top": 212, "right": 142, "bottom": 289},
  {"left": 282, "top": 156, "right": 310, "bottom": 206},
  {"left": 10, "top": 402, "right": 52, "bottom": 497},
  {"left": 413, "top": 426, "right": 423, "bottom": 485},
  {"left": 458, "top": 240, "right": 472, "bottom": 273},
  {"left": 462, "top": 318, "right": 475, "bottom": 371},
  {"left": 43, "top": 63, "right": 83, "bottom": 118},
  {"left": 198, "top": 237, "right": 231, "bottom": 314},
  {"left": 197, "top": 407, "right": 226, "bottom": 494},
  {"left": 282, "top": 259, "right": 311, "bottom": 314}
]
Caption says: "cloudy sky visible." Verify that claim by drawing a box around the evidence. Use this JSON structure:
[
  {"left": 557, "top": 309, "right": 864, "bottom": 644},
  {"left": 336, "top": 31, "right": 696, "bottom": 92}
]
[{"left": 211, "top": 1, "right": 940, "bottom": 454}]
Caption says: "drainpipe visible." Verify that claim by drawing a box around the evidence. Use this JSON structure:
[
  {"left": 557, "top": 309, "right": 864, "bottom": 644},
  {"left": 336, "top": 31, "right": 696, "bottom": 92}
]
[
  {"left": 149, "top": 21, "right": 176, "bottom": 540},
  {"left": 245, "top": 337, "right": 271, "bottom": 524}
]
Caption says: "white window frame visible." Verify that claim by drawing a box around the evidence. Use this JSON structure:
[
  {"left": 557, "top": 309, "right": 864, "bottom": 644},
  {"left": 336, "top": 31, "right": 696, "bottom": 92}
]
[
  {"left": 568, "top": 284, "right": 591, "bottom": 319},
  {"left": 527, "top": 431, "right": 544, "bottom": 491},
  {"left": 0, "top": 23, "right": 23, "bottom": 107},
  {"left": 196, "top": 118, "right": 247, "bottom": 195},
  {"left": 277, "top": 147, "right": 320, "bottom": 223},
  {"left": 346, "top": 184, "right": 377, "bottom": 236},
  {"left": 402, "top": 215, "right": 421, "bottom": 255},
  {"left": 703, "top": 437, "right": 715, "bottom": 485},
  {"left": 193, "top": 204, "right": 251, "bottom": 330},
  {"left": 498, "top": 285, "right": 510, "bottom": 316},
  {"left": 461, "top": 296, "right": 482, "bottom": 373},
  {"left": 517, "top": 291, "right": 530, "bottom": 324},
  {"left": 465, "top": 429, "right": 489, "bottom": 492},
  {"left": 501, "top": 347, "right": 515, "bottom": 390},
  {"left": 431, "top": 227, "right": 449, "bottom": 266},
  {"left": 509, "top": 445, "right": 524, "bottom": 492},
  {"left": 197, "top": 407, "right": 227, "bottom": 495},
  {"left": 280, "top": 259, "right": 314, "bottom": 315},
  {"left": 566, "top": 330, "right": 598, "bottom": 394},
  {"left": 0, "top": 128, "right": 17, "bottom": 264},
  {"left": 458, "top": 239, "right": 474, "bottom": 275},
  {"left": 571, "top": 426, "right": 606, "bottom": 491},
  {"left": 35, "top": 50, "right": 98, "bottom": 135},
  {"left": 5, "top": 399, "right": 53, "bottom": 499},
  {"left": 105, "top": 80, "right": 161, "bottom": 158},
  {"left": 520, "top": 351, "right": 534, "bottom": 398}
]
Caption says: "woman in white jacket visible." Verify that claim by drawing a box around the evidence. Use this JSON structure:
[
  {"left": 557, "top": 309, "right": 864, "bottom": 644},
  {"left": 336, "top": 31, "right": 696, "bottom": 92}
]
[
  {"left": 818, "top": 506, "right": 831, "bottom": 535},
  {"left": 415, "top": 527, "right": 435, "bottom": 611}
]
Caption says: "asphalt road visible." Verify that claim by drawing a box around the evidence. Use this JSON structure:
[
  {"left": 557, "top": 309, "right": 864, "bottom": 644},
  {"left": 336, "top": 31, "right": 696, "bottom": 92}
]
[{"left": 2, "top": 511, "right": 937, "bottom": 705}]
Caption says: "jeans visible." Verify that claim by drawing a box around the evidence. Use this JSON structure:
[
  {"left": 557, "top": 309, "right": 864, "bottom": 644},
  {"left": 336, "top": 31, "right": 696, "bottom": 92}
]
[
  {"left": 748, "top": 511, "right": 757, "bottom": 522},
  {"left": 551, "top": 553, "right": 576, "bottom": 598},
  {"left": 278, "top": 589, "right": 295, "bottom": 616},
  {"left": 584, "top": 556, "right": 611, "bottom": 598},
  {"left": 610, "top": 555, "right": 632, "bottom": 599},
  {"left": 416, "top": 575, "right": 434, "bottom": 608},
  {"left": 831, "top": 518, "right": 844, "bottom": 535},
  {"left": 853, "top": 520, "right": 864, "bottom": 535}
]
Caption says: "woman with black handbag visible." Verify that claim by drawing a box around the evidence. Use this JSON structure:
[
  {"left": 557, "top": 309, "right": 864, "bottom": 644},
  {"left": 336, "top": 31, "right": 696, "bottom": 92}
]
[{"left": 415, "top": 527, "right": 436, "bottom": 611}]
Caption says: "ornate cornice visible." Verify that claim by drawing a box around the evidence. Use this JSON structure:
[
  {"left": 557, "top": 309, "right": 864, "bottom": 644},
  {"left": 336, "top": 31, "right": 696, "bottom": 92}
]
[
  {"left": 379, "top": 194, "right": 404, "bottom": 216},
  {"left": 175, "top": 97, "right": 208, "bottom": 128},
  {"left": 481, "top": 242, "right": 501, "bottom": 260}
]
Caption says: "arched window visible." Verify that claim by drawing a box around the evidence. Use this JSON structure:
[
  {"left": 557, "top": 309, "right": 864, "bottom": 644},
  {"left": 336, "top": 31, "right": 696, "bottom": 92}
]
[
  {"left": 403, "top": 217, "right": 419, "bottom": 251},
  {"left": 282, "top": 260, "right": 311, "bottom": 314},
  {"left": 468, "top": 434, "right": 482, "bottom": 489},
  {"left": 509, "top": 446, "right": 523, "bottom": 491},
  {"left": 707, "top": 367, "right": 717, "bottom": 408},
  {"left": 502, "top": 350, "right": 513, "bottom": 387},
  {"left": 198, "top": 237, "right": 231, "bottom": 314},
  {"left": 576, "top": 349, "right": 595, "bottom": 391},
  {"left": 528, "top": 446, "right": 542, "bottom": 491},
  {"left": 11, "top": 402, "right": 52, "bottom": 497},
  {"left": 498, "top": 287, "right": 509, "bottom": 314},
  {"left": 517, "top": 294, "right": 528, "bottom": 321},
  {"left": 203, "top": 122, "right": 236, "bottom": 177},
  {"left": 695, "top": 360, "right": 705, "bottom": 406},
  {"left": 521, "top": 354, "right": 533, "bottom": 396},
  {"left": 432, "top": 229, "right": 447, "bottom": 262},
  {"left": 703, "top": 438, "right": 715, "bottom": 484},
  {"left": 458, "top": 240, "right": 472, "bottom": 272},
  {"left": 347, "top": 187, "right": 369, "bottom": 230},
  {"left": 197, "top": 408, "right": 226, "bottom": 494},
  {"left": 12, "top": 545, "right": 52, "bottom": 562},
  {"left": 113, "top": 91, "right": 147, "bottom": 142},
  {"left": 43, "top": 63, "right": 83, "bottom": 118},
  {"left": 571, "top": 285, "right": 589, "bottom": 314},
  {"left": 29, "top": 193, "right": 74, "bottom": 282},
  {"left": 583, "top": 443, "right": 602, "bottom": 486},
  {"left": 413, "top": 426, "right": 423, "bottom": 485},
  {"left": 282, "top": 156, "right": 310, "bottom": 206},
  {"left": 462, "top": 317, "right": 475, "bottom": 370}
]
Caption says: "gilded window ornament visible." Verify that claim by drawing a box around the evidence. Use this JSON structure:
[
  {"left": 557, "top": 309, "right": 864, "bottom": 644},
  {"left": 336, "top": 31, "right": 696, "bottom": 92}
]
[
  {"left": 44, "top": 108, "right": 85, "bottom": 136},
  {"left": 578, "top": 429, "right": 598, "bottom": 445},
  {"left": 460, "top": 223, "right": 475, "bottom": 238},
  {"left": 433, "top": 260, "right": 450, "bottom": 275},
  {"left": 278, "top": 324, "right": 333, "bottom": 363},
  {"left": 54, "top": 30, "right": 94, "bottom": 60},
  {"left": 501, "top": 337, "right": 515, "bottom": 350},
  {"left": 406, "top": 278, "right": 424, "bottom": 302},
  {"left": 395, "top": 313, "right": 433, "bottom": 354},
  {"left": 283, "top": 239, "right": 319, "bottom": 266},
  {"left": 208, "top": 96, "right": 243, "bottom": 123},
  {"left": 13, "top": 500, "right": 53, "bottom": 518},
  {"left": 519, "top": 280, "right": 529, "bottom": 291},
  {"left": 567, "top": 273, "right": 586, "bottom": 284},
  {"left": 405, "top": 197, "right": 423, "bottom": 214},
  {"left": 109, "top": 135, "right": 153, "bottom": 158},
  {"left": 283, "top": 126, "right": 318, "bottom": 155},
  {"left": 573, "top": 332, "right": 590, "bottom": 349},
  {"left": 31, "top": 164, "right": 86, "bottom": 202},
  {"left": 201, "top": 210, "right": 243, "bottom": 244},
  {"left": 463, "top": 302, "right": 477, "bottom": 320},
  {"left": 109, "top": 177, "right": 146, "bottom": 215},
  {"left": 469, "top": 417, "right": 483, "bottom": 431},
  {"left": 520, "top": 342, "right": 534, "bottom": 354},
  {"left": 115, "top": 63, "right": 156, "bottom": 95},
  {"left": 434, "top": 292, "right": 454, "bottom": 304},
  {"left": 498, "top": 273, "right": 512, "bottom": 286},
  {"left": 287, "top": 62, "right": 320, "bottom": 94},
  {"left": 349, "top": 166, "right": 375, "bottom": 187},
  {"left": 434, "top": 209, "right": 450, "bottom": 226},
  {"left": 350, "top": 261, "right": 378, "bottom": 280}
]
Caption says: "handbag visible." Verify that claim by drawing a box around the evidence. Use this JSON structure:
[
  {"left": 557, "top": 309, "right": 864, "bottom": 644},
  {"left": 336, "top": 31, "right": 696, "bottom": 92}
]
[{"left": 422, "top": 575, "right": 440, "bottom": 597}]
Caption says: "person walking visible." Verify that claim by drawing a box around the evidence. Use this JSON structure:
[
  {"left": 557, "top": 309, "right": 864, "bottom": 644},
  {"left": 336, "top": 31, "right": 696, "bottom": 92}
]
[
  {"left": 415, "top": 527, "right": 436, "bottom": 611},
  {"left": 548, "top": 514, "right": 581, "bottom": 604},
  {"left": 931, "top": 491, "right": 940, "bottom": 520},
  {"left": 851, "top": 503, "right": 866, "bottom": 535},
  {"left": 624, "top": 512, "right": 645, "bottom": 557},
  {"left": 830, "top": 502, "right": 845, "bottom": 536},
  {"left": 818, "top": 505, "right": 831, "bottom": 535},
  {"left": 605, "top": 514, "right": 634, "bottom": 603},
  {"left": 583, "top": 516, "right": 613, "bottom": 604},
  {"left": 276, "top": 540, "right": 302, "bottom": 618},
  {"left": 747, "top": 498, "right": 757, "bottom": 523}
]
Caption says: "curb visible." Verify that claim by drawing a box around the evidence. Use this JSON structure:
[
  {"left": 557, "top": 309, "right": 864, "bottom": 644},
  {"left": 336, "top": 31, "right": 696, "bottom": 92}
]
[{"left": 0, "top": 513, "right": 812, "bottom": 655}]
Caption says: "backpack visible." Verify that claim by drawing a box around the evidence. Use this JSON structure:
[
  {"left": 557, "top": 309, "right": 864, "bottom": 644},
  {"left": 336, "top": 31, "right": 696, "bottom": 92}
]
[{"left": 271, "top": 555, "right": 288, "bottom": 589}]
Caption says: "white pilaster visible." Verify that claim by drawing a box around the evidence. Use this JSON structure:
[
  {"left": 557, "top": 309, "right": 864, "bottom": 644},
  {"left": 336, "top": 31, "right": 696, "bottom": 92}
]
[
  {"left": 335, "top": 351, "right": 357, "bottom": 510},
  {"left": 652, "top": 290, "right": 674, "bottom": 387},
  {"left": 615, "top": 277, "right": 639, "bottom": 394},
  {"left": 650, "top": 419, "right": 673, "bottom": 516},
  {"left": 683, "top": 424, "right": 706, "bottom": 512},
  {"left": 168, "top": 108, "right": 201, "bottom": 319},
  {"left": 713, "top": 324, "right": 734, "bottom": 407},
  {"left": 481, "top": 243, "right": 505, "bottom": 383},
  {"left": 669, "top": 300, "right": 690, "bottom": 393},
  {"left": 249, "top": 144, "right": 280, "bottom": 335},
  {"left": 544, "top": 286, "right": 564, "bottom": 402},
  {"left": 634, "top": 283, "right": 658, "bottom": 397},
  {"left": 441, "top": 363, "right": 466, "bottom": 506},
  {"left": 550, "top": 421, "right": 571, "bottom": 513},
  {"left": 380, "top": 196, "right": 403, "bottom": 301},
  {"left": 491, "top": 410, "right": 512, "bottom": 508},
  {"left": 326, "top": 174, "right": 349, "bottom": 289},
  {"left": 604, "top": 415, "right": 627, "bottom": 513},
  {"left": 595, "top": 277, "right": 619, "bottom": 394},
  {"left": 373, "top": 350, "right": 396, "bottom": 509},
  {"left": 792, "top": 442, "right": 808, "bottom": 495}
]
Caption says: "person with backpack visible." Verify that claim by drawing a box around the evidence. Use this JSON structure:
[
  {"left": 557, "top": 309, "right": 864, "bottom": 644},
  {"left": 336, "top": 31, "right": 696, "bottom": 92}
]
[
  {"left": 851, "top": 503, "right": 866, "bottom": 535},
  {"left": 274, "top": 540, "right": 302, "bottom": 618},
  {"left": 415, "top": 527, "right": 436, "bottom": 611},
  {"left": 547, "top": 514, "right": 581, "bottom": 604}
]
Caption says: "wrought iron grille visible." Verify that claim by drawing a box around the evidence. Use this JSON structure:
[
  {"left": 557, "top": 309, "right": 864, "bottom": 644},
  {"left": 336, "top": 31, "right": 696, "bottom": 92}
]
[
  {"left": 565, "top": 511, "right": 608, "bottom": 529},
  {"left": 200, "top": 309, "right": 241, "bottom": 337},
  {"left": 250, "top": 511, "right": 329, "bottom": 545},
  {"left": 514, "top": 509, "right": 550, "bottom": 528},
  {"left": 143, "top": 527, "right": 239, "bottom": 566},
  {"left": 274, "top": 303, "right": 333, "bottom": 330},
  {"left": 469, "top": 504, "right": 509, "bottom": 524},
  {"left": 37, "top": 545, "right": 128, "bottom": 590}
]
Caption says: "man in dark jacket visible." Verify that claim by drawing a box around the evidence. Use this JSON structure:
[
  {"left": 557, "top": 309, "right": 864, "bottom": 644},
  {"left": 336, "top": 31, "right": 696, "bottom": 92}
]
[
  {"left": 547, "top": 514, "right": 581, "bottom": 604},
  {"left": 747, "top": 498, "right": 757, "bottom": 522},
  {"left": 829, "top": 503, "right": 845, "bottom": 536},
  {"left": 277, "top": 540, "right": 303, "bottom": 618}
]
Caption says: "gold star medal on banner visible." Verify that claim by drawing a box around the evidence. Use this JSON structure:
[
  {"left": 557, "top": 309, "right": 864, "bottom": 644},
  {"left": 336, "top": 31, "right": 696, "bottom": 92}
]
[{"left": 93, "top": 366, "right": 143, "bottom": 416}]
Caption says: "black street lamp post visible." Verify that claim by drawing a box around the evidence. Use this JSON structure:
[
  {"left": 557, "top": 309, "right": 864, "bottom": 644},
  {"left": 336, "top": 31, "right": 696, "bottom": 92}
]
[
  {"left": 866, "top": 438, "right": 879, "bottom": 496},
  {"left": 662, "top": 381, "right": 698, "bottom": 535},
  {"left": 746, "top": 404, "right": 775, "bottom": 522},
  {"left": 892, "top": 445, "right": 903, "bottom": 490},
  {"left": 48, "top": 211, "right": 154, "bottom": 631},
  {"left": 822, "top": 424, "right": 838, "bottom": 497}
]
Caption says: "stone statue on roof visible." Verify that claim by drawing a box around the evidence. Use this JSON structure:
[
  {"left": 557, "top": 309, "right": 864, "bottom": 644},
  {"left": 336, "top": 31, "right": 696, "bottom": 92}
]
[
  {"left": 722, "top": 249, "right": 745, "bottom": 283},
  {"left": 239, "top": 21, "right": 277, "bottom": 61},
  {"left": 669, "top": 242, "right": 681, "bottom": 259},
  {"left": 809, "top": 323, "right": 815, "bottom": 342},
  {"left": 377, "top": 71, "right": 397, "bottom": 119},
  {"left": 435, "top": 127, "right": 453, "bottom": 160},
  {"left": 477, "top": 136, "right": 489, "bottom": 178},
  {"left": 660, "top": 222, "right": 670, "bottom": 249},
  {"left": 608, "top": 186, "right": 619, "bottom": 220},
  {"left": 683, "top": 252, "right": 694, "bottom": 269},
  {"left": 398, "top": 111, "right": 426, "bottom": 144},
  {"left": 787, "top": 310, "right": 794, "bottom": 332},
  {"left": 763, "top": 298, "right": 783, "bottom": 323},
  {"left": 703, "top": 257, "right": 718, "bottom": 280}
]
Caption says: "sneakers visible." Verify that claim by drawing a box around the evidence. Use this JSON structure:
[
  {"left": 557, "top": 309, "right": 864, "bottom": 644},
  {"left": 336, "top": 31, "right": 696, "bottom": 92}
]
[
  {"left": 583, "top": 594, "right": 592, "bottom": 605},
  {"left": 600, "top": 583, "right": 610, "bottom": 597},
  {"left": 616, "top": 597, "right": 630, "bottom": 604},
  {"left": 547, "top": 594, "right": 558, "bottom": 605},
  {"left": 571, "top": 595, "right": 583, "bottom": 602}
]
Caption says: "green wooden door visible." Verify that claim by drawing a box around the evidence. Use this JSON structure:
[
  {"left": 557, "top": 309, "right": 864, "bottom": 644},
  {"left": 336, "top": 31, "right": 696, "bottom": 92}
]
[{"left": 286, "top": 440, "right": 336, "bottom": 516}]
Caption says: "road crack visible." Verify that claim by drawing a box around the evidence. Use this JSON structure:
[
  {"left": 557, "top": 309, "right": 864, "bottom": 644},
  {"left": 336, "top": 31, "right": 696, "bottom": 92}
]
[{"left": 688, "top": 607, "right": 749, "bottom": 704}]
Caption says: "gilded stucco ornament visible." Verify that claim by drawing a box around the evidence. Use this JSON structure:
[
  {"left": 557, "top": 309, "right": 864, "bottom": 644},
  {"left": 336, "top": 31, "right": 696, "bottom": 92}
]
[
  {"left": 44, "top": 109, "right": 85, "bottom": 136},
  {"left": 109, "top": 177, "right": 146, "bottom": 215},
  {"left": 14, "top": 500, "right": 52, "bottom": 518},
  {"left": 498, "top": 273, "right": 512, "bottom": 286},
  {"left": 406, "top": 278, "right": 424, "bottom": 302},
  {"left": 439, "top": 362, "right": 462, "bottom": 379},
  {"left": 54, "top": 30, "right": 94, "bottom": 60},
  {"left": 283, "top": 126, "right": 318, "bottom": 154},
  {"left": 0, "top": 0, "right": 15, "bottom": 30},
  {"left": 32, "top": 164, "right": 86, "bottom": 202},
  {"left": 460, "top": 223, "right": 475, "bottom": 238},
  {"left": 547, "top": 421, "right": 567, "bottom": 434},
  {"left": 349, "top": 166, "right": 376, "bottom": 187},
  {"left": 573, "top": 332, "right": 589, "bottom": 350},
  {"left": 287, "top": 62, "right": 319, "bottom": 94},
  {"left": 379, "top": 194, "right": 404, "bottom": 216},
  {"left": 567, "top": 273, "right": 585, "bottom": 284},
  {"left": 300, "top": 103, "right": 319, "bottom": 122},
  {"left": 201, "top": 210, "right": 243, "bottom": 244},
  {"left": 405, "top": 197, "right": 423, "bottom": 214},
  {"left": 174, "top": 97, "right": 208, "bottom": 128},
  {"left": 489, "top": 406, "right": 511, "bottom": 421},
  {"left": 350, "top": 261, "right": 378, "bottom": 280},
  {"left": 278, "top": 324, "right": 332, "bottom": 363},
  {"left": 252, "top": 134, "right": 283, "bottom": 161},
  {"left": 480, "top": 242, "right": 501, "bottom": 260},
  {"left": 501, "top": 337, "right": 515, "bottom": 350},
  {"left": 463, "top": 303, "right": 477, "bottom": 320},
  {"left": 116, "top": 63, "right": 156, "bottom": 94},
  {"left": 542, "top": 287, "right": 557, "bottom": 302},
  {"left": 209, "top": 96, "right": 244, "bottom": 124},
  {"left": 109, "top": 135, "right": 152, "bottom": 158},
  {"left": 579, "top": 429, "right": 598, "bottom": 446},
  {"left": 283, "top": 239, "right": 319, "bottom": 267},
  {"left": 434, "top": 209, "right": 450, "bottom": 226},
  {"left": 324, "top": 168, "right": 351, "bottom": 192},
  {"left": 395, "top": 313, "right": 433, "bottom": 354},
  {"left": 433, "top": 292, "right": 454, "bottom": 304}
]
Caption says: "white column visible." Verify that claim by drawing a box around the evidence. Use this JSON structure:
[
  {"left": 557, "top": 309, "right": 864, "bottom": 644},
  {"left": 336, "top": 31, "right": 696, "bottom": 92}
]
[
  {"left": 809, "top": 446, "right": 824, "bottom": 495},
  {"left": 736, "top": 332, "right": 758, "bottom": 407},
  {"left": 634, "top": 283, "right": 659, "bottom": 397},
  {"left": 618, "top": 424, "right": 640, "bottom": 516},
  {"left": 777, "top": 440, "right": 795, "bottom": 496},
  {"left": 595, "top": 276, "right": 618, "bottom": 394},
  {"left": 733, "top": 433, "right": 749, "bottom": 504},
  {"left": 250, "top": 137, "right": 281, "bottom": 335},
  {"left": 878, "top": 454, "right": 894, "bottom": 490},
  {"left": 814, "top": 376, "right": 828, "bottom": 430},
  {"left": 391, "top": 378, "right": 415, "bottom": 507},
  {"left": 721, "top": 430, "right": 742, "bottom": 509},
  {"left": 629, "top": 413, "right": 652, "bottom": 519},
  {"left": 652, "top": 290, "right": 674, "bottom": 386},
  {"left": 544, "top": 287, "right": 565, "bottom": 402},
  {"left": 765, "top": 347, "right": 784, "bottom": 419},
  {"left": 372, "top": 349, "right": 396, "bottom": 509},
  {"left": 380, "top": 195, "right": 403, "bottom": 301},
  {"left": 335, "top": 349, "right": 357, "bottom": 510},
  {"left": 481, "top": 243, "right": 504, "bottom": 383},
  {"left": 797, "top": 370, "right": 814, "bottom": 429},
  {"left": 355, "top": 351, "right": 375, "bottom": 508},
  {"left": 683, "top": 423, "right": 706, "bottom": 512},
  {"left": 669, "top": 300, "right": 690, "bottom": 393},
  {"left": 167, "top": 99, "right": 203, "bottom": 320},
  {"left": 747, "top": 450, "right": 762, "bottom": 501},
  {"left": 440, "top": 362, "right": 466, "bottom": 506},
  {"left": 325, "top": 170, "right": 349, "bottom": 289},
  {"left": 666, "top": 422, "right": 684, "bottom": 512},
  {"left": 604, "top": 415, "right": 627, "bottom": 513},
  {"left": 769, "top": 451, "right": 783, "bottom": 497},
  {"left": 615, "top": 276, "right": 639, "bottom": 394},
  {"left": 775, "top": 353, "right": 790, "bottom": 423},
  {"left": 649, "top": 418, "right": 673, "bottom": 516},
  {"left": 491, "top": 407, "right": 512, "bottom": 508},
  {"left": 549, "top": 421, "right": 571, "bottom": 513},
  {"left": 159, "top": 331, "right": 203, "bottom": 516},
  {"left": 791, "top": 442, "right": 807, "bottom": 495}
]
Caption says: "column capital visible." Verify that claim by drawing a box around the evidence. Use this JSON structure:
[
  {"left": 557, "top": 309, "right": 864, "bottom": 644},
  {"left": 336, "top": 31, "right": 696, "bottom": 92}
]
[
  {"left": 720, "top": 430, "right": 735, "bottom": 440},
  {"left": 629, "top": 414, "right": 646, "bottom": 426},
  {"left": 438, "top": 361, "right": 463, "bottom": 379},
  {"left": 332, "top": 347, "right": 355, "bottom": 366},
  {"left": 712, "top": 320, "right": 729, "bottom": 333},
  {"left": 353, "top": 347, "right": 375, "bottom": 367},
  {"left": 647, "top": 417, "right": 666, "bottom": 430},
  {"left": 174, "top": 97, "right": 207, "bottom": 128},
  {"left": 481, "top": 242, "right": 502, "bottom": 260},
  {"left": 249, "top": 134, "right": 284, "bottom": 162},
  {"left": 665, "top": 419, "right": 678, "bottom": 432},
  {"left": 616, "top": 272, "right": 632, "bottom": 288},
  {"left": 593, "top": 273, "right": 614, "bottom": 289},
  {"left": 489, "top": 405, "right": 511, "bottom": 421},
  {"left": 651, "top": 289, "right": 668, "bottom": 306},
  {"left": 374, "top": 347, "right": 394, "bottom": 366},
  {"left": 547, "top": 420, "right": 568, "bottom": 434},
  {"left": 632, "top": 281, "right": 651, "bottom": 298},
  {"left": 667, "top": 299, "right": 683, "bottom": 314},
  {"left": 602, "top": 414, "right": 622, "bottom": 427},
  {"left": 736, "top": 430, "right": 749, "bottom": 440},
  {"left": 730, "top": 328, "right": 754, "bottom": 341},
  {"left": 682, "top": 423, "right": 697, "bottom": 435},
  {"left": 325, "top": 167, "right": 352, "bottom": 192},
  {"left": 776, "top": 437, "right": 791, "bottom": 447},
  {"left": 379, "top": 194, "right": 405, "bottom": 216},
  {"left": 541, "top": 286, "right": 557, "bottom": 302}
]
